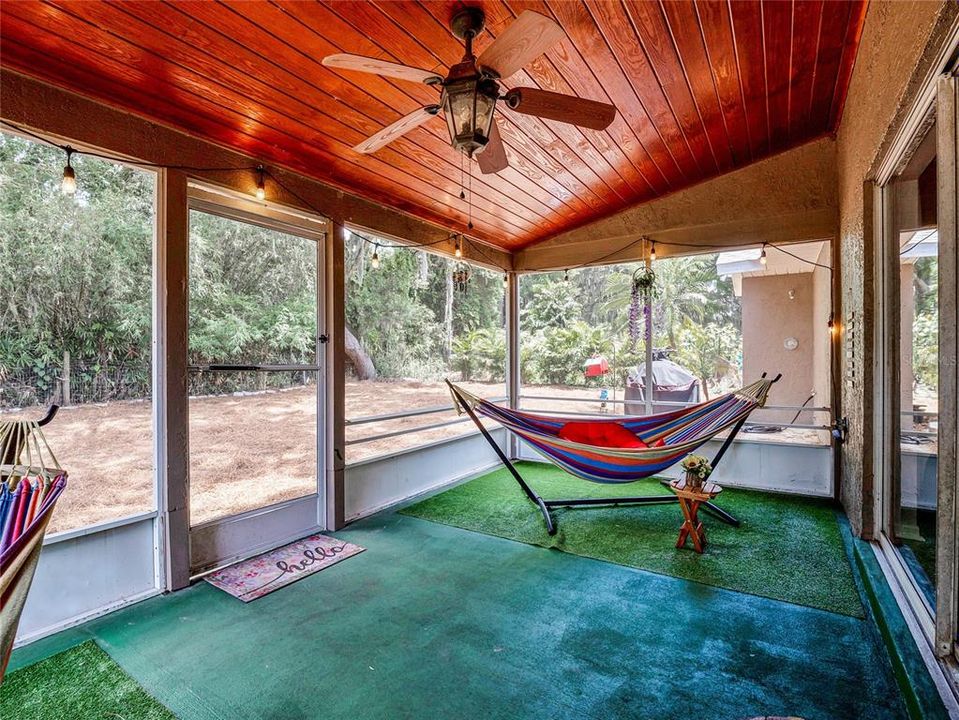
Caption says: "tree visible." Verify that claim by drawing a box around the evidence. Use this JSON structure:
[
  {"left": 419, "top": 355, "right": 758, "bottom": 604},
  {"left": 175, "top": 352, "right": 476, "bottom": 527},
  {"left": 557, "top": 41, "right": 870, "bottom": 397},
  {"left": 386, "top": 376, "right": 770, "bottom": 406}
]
[{"left": 673, "top": 320, "right": 741, "bottom": 399}]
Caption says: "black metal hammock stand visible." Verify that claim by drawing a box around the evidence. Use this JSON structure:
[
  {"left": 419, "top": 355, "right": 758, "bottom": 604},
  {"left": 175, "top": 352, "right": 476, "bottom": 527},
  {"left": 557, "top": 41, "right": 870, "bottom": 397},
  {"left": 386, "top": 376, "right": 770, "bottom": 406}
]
[{"left": 447, "top": 373, "right": 780, "bottom": 535}]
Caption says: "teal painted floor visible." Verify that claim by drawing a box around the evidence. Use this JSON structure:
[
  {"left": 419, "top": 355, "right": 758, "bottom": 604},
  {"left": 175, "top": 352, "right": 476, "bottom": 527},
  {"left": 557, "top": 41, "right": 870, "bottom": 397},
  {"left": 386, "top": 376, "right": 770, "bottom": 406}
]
[{"left": 10, "top": 508, "right": 906, "bottom": 720}]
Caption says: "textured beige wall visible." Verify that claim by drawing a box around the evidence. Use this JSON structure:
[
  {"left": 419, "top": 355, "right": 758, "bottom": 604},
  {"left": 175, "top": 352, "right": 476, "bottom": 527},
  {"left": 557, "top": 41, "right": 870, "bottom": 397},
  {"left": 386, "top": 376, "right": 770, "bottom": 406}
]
[
  {"left": 516, "top": 138, "right": 838, "bottom": 270},
  {"left": 742, "top": 274, "right": 815, "bottom": 424},
  {"left": 834, "top": 0, "right": 954, "bottom": 536}
]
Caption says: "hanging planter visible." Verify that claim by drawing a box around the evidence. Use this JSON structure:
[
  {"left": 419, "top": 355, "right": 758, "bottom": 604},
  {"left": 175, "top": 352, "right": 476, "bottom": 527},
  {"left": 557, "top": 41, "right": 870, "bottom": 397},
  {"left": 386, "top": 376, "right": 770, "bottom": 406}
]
[
  {"left": 452, "top": 264, "right": 471, "bottom": 293},
  {"left": 628, "top": 266, "right": 658, "bottom": 350}
]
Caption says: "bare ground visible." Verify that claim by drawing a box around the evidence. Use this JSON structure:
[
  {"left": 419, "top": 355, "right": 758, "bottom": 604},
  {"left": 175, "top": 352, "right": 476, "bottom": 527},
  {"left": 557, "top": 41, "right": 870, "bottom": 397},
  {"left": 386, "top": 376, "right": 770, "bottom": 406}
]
[{"left": 3, "top": 379, "right": 831, "bottom": 534}]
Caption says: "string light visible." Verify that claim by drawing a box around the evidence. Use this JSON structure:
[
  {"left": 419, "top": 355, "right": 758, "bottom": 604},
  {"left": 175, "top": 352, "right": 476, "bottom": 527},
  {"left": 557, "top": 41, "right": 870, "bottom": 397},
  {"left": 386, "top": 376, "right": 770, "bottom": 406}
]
[
  {"left": 503, "top": 273, "right": 508, "bottom": 288},
  {"left": 61, "top": 147, "right": 76, "bottom": 195},
  {"left": 759, "top": 243, "right": 767, "bottom": 266},
  {"left": 828, "top": 315, "right": 838, "bottom": 337},
  {"left": 371, "top": 249, "right": 380, "bottom": 269},
  {"left": 564, "top": 269, "right": 569, "bottom": 282},
  {"left": 454, "top": 236, "right": 462, "bottom": 258},
  {"left": 649, "top": 241, "right": 656, "bottom": 262},
  {"left": 255, "top": 165, "right": 266, "bottom": 200}
]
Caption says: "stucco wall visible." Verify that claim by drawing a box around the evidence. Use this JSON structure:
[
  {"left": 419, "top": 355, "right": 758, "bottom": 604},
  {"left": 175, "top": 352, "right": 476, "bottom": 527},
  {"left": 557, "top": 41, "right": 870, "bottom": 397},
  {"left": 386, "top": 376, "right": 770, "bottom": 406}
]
[
  {"left": 742, "top": 274, "right": 815, "bottom": 424},
  {"left": 516, "top": 137, "right": 838, "bottom": 270},
  {"left": 834, "top": 0, "right": 954, "bottom": 536}
]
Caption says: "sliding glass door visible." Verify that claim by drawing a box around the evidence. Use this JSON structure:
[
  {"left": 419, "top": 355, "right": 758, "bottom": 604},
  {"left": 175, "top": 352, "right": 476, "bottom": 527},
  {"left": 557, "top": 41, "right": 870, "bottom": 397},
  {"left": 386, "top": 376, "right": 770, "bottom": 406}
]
[
  {"left": 887, "top": 121, "right": 940, "bottom": 612},
  {"left": 878, "top": 72, "right": 957, "bottom": 661}
]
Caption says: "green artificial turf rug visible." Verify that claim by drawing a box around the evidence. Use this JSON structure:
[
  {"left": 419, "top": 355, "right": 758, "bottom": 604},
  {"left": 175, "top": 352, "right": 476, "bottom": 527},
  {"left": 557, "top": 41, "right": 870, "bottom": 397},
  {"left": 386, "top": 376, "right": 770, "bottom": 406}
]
[
  {"left": 401, "top": 462, "right": 863, "bottom": 618},
  {"left": 0, "top": 640, "right": 176, "bottom": 720}
]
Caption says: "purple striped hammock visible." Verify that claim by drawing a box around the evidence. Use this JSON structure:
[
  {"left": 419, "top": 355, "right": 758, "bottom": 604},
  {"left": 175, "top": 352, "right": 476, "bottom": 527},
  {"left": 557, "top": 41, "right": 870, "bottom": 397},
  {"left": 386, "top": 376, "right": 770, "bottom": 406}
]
[{"left": 446, "top": 376, "right": 778, "bottom": 534}]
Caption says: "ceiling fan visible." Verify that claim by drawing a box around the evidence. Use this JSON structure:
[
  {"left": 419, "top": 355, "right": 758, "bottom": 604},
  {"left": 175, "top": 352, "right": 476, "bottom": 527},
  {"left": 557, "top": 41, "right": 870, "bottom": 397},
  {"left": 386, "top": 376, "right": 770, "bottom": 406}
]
[{"left": 322, "top": 7, "right": 617, "bottom": 175}]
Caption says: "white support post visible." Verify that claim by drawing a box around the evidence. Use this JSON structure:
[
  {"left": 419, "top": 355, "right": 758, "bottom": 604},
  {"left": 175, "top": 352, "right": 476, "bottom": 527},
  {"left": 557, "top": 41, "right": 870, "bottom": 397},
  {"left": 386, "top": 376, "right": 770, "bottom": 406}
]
[
  {"left": 327, "top": 222, "right": 347, "bottom": 530},
  {"left": 155, "top": 169, "right": 190, "bottom": 591},
  {"left": 644, "top": 253, "right": 654, "bottom": 416},
  {"left": 506, "top": 272, "right": 520, "bottom": 459}
]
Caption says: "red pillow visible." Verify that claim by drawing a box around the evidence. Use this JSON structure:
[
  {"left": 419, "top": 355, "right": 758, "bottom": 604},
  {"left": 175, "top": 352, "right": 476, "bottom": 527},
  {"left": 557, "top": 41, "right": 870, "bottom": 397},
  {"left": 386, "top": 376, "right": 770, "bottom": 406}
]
[{"left": 558, "top": 421, "right": 647, "bottom": 449}]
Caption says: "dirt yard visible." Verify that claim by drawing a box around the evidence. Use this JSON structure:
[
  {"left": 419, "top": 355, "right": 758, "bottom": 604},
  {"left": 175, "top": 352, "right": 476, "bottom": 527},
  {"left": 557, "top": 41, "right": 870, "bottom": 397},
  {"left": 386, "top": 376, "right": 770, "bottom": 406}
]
[
  {"left": 1, "top": 380, "right": 506, "bottom": 533},
  {"left": 2, "top": 379, "right": 831, "bottom": 534}
]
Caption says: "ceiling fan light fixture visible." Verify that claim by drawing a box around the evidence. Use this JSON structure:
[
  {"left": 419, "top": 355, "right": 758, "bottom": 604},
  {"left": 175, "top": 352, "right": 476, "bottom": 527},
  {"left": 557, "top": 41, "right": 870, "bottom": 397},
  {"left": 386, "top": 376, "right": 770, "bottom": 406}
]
[{"left": 442, "top": 73, "right": 498, "bottom": 156}]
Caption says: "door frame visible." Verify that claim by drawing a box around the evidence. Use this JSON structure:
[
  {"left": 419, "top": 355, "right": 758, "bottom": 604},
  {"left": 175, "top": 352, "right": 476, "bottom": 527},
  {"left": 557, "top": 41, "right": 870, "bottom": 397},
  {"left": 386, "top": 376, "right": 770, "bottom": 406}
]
[
  {"left": 871, "top": 43, "right": 959, "bottom": 693},
  {"left": 182, "top": 181, "right": 330, "bottom": 576}
]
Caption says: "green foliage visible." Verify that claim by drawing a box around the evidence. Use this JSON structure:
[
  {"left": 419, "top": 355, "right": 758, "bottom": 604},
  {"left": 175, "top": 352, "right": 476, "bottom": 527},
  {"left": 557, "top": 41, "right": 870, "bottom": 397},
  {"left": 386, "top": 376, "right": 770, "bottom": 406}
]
[
  {"left": 0, "top": 134, "right": 154, "bottom": 401},
  {"left": 913, "top": 311, "right": 938, "bottom": 391},
  {"left": 672, "top": 319, "right": 742, "bottom": 398},
  {"left": 0, "top": 133, "right": 319, "bottom": 405},
  {"left": 452, "top": 328, "right": 506, "bottom": 382},
  {"left": 345, "top": 236, "right": 506, "bottom": 381},
  {"left": 911, "top": 256, "right": 938, "bottom": 392}
]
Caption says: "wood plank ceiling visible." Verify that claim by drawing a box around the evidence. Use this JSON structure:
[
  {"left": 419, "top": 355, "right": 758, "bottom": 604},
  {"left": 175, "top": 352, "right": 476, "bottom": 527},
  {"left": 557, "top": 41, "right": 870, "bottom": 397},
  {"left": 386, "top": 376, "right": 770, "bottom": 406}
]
[{"left": 0, "top": 1, "right": 867, "bottom": 250}]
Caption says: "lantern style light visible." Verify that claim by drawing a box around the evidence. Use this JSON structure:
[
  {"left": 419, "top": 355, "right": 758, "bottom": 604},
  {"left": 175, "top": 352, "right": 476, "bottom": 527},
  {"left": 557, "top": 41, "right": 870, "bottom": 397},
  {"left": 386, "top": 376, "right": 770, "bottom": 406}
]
[{"left": 441, "top": 23, "right": 498, "bottom": 157}]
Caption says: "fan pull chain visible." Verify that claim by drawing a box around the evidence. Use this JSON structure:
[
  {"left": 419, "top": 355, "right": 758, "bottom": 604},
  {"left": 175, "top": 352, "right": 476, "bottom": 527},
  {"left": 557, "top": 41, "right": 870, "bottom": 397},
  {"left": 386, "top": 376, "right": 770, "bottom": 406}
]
[{"left": 467, "top": 160, "right": 473, "bottom": 231}]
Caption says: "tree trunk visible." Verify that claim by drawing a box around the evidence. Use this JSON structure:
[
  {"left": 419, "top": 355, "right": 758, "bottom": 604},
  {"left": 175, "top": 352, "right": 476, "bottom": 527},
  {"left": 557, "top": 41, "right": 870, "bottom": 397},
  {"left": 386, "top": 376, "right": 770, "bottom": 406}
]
[
  {"left": 345, "top": 326, "right": 376, "bottom": 380},
  {"left": 444, "top": 267, "right": 454, "bottom": 360}
]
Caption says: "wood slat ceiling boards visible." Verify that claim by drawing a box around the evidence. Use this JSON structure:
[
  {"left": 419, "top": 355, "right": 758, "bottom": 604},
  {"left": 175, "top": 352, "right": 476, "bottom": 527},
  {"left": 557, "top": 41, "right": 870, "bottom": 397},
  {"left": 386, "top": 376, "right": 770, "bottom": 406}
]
[{"left": 0, "top": 1, "right": 868, "bottom": 251}]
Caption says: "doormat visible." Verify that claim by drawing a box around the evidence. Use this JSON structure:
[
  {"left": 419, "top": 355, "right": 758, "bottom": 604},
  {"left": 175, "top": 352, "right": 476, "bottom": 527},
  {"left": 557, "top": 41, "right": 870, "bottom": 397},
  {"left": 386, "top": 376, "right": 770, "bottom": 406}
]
[{"left": 204, "top": 534, "right": 365, "bottom": 602}]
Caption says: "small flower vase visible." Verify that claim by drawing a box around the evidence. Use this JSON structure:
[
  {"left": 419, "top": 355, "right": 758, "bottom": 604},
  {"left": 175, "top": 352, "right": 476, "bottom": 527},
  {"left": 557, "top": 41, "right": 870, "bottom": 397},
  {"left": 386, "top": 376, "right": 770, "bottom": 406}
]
[{"left": 685, "top": 470, "right": 702, "bottom": 490}]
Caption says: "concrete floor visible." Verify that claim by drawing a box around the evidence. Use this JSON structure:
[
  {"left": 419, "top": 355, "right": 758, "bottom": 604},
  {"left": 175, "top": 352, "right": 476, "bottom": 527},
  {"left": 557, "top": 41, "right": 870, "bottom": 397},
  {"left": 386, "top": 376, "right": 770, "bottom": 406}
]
[{"left": 10, "top": 508, "right": 906, "bottom": 720}]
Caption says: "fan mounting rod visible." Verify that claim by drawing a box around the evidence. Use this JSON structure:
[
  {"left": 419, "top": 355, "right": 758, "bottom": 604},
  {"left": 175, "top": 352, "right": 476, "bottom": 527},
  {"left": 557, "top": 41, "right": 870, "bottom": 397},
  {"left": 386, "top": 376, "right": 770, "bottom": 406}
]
[{"left": 450, "top": 7, "right": 486, "bottom": 52}]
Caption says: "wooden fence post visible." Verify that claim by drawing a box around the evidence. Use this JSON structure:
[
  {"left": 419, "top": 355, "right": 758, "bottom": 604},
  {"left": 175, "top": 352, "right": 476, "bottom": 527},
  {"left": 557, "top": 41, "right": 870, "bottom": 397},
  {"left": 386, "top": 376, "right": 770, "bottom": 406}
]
[{"left": 61, "top": 350, "right": 71, "bottom": 406}]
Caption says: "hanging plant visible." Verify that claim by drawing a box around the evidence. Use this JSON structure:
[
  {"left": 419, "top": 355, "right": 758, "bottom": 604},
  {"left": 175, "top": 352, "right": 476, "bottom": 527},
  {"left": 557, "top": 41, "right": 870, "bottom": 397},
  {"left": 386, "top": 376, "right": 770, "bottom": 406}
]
[
  {"left": 452, "top": 264, "right": 471, "bottom": 293},
  {"left": 628, "top": 266, "right": 658, "bottom": 350}
]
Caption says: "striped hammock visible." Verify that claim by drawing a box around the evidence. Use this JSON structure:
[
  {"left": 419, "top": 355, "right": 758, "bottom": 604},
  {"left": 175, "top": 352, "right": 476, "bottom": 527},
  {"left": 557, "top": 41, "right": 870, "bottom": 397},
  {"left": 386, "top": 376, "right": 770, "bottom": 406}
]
[{"left": 449, "top": 378, "right": 774, "bottom": 484}]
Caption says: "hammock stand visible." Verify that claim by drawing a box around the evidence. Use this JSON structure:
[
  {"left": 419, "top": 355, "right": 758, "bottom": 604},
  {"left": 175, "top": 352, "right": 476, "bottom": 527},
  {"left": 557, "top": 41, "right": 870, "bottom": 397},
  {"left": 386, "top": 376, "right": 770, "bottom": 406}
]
[{"left": 447, "top": 374, "right": 780, "bottom": 536}]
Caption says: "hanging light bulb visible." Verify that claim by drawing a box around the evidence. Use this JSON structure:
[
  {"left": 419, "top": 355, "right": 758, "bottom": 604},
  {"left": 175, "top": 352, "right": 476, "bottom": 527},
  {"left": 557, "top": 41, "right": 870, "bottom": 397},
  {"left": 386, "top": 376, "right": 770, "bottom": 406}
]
[
  {"left": 759, "top": 244, "right": 768, "bottom": 266},
  {"left": 454, "top": 236, "right": 462, "bottom": 259},
  {"left": 371, "top": 249, "right": 380, "bottom": 270},
  {"left": 649, "top": 241, "right": 656, "bottom": 262},
  {"left": 255, "top": 165, "right": 266, "bottom": 200},
  {"left": 502, "top": 273, "right": 508, "bottom": 288},
  {"left": 61, "top": 147, "right": 76, "bottom": 195},
  {"left": 564, "top": 269, "right": 569, "bottom": 282}
]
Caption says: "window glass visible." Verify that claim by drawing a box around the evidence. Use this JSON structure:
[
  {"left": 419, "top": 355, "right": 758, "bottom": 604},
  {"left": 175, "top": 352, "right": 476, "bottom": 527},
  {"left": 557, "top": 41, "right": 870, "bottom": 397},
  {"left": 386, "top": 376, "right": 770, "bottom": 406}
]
[
  {"left": 344, "top": 233, "right": 506, "bottom": 463},
  {"left": 890, "top": 121, "right": 938, "bottom": 610},
  {"left": 0, "top": 132, "right": 156, "bottom": 533}
]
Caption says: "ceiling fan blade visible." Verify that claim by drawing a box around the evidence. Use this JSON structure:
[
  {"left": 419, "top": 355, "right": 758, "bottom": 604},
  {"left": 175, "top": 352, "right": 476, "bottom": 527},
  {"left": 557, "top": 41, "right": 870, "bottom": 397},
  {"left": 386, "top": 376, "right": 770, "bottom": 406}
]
[
  {"left": 476, "top": 119, "right": 509, "bottom": 175},
  {"left": 322, "top": 54, "right": 443, "bottom": 85},
  {"left": 476, "top": 10, "right": 565, "bottom": 80},
  {"left": 504, "top": 88, "right": 616, "bottom": 131},
  {"left": 353, "top": 106, "right": 441, "bottom": 154}
]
